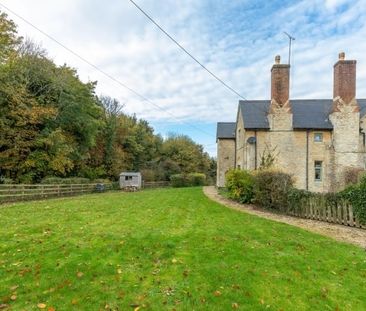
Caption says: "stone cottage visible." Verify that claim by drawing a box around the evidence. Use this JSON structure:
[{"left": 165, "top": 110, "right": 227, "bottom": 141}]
[{"left": 216, "top": 53, "right": 366, "bottom": 192}]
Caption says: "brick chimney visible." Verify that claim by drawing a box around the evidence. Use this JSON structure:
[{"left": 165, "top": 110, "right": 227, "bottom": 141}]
[
  {"left": 271, "top": 55, "right": 290, "bottom": 106},
  {"left": 333, "top": 52, "right": 356, "bottom": 104}
]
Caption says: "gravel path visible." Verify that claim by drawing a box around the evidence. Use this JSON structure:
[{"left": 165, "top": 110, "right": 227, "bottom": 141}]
[{"left": 203, "top": 186, "right": 366, "bottom": 249}]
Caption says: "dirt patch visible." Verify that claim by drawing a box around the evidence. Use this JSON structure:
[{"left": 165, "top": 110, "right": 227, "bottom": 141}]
[{"left": 203, "top": 186, "right": 366, "bottom": 249}]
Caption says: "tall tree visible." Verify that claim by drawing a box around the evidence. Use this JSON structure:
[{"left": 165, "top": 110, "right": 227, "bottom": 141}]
[{"left": 0, "top": 11, "right": 21, "bottom": 63}]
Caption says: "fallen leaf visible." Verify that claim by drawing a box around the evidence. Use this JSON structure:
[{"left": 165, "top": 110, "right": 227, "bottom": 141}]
[
  {"left": 214, "top": 290, "right": 222, "bottom": 297},
  {"left": 232, "top": 302, "right": 239, "bottom": 309},
  {"left": 117, "top": 269, "right": 122, "bottom": 274},
  {"left": 134, "top": 307, "right": 140, "bottom": 311},
  {"left": 0, "top": 304, "right": 8, "bottom": 310},
  {"left": 76, "top": 272, "right": 83, "bottom": 278},
  {"left": 10, "top": 295, "right": 17, "bottom": 301},
  {"left": 37, "top": 303, "right": 47, "bottom": 309},
  {"left": 171, "top": 258, "right": 177, "bottom": 264},
  {"left": 48, "top": 308, "right": 56, "bottom": 311},
  {"left": 130, "top": 304, "right": 140, "bottom": 308},
  {"left": 71, "top": 299, "right": 78, "bottom": 305},
  {"left": 10, "top": 285, "right": 19, "bottom": 291}
]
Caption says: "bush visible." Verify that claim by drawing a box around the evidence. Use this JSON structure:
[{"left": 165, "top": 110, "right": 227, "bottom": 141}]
[
  {"left": 0, "top": 176, "right": 14, "bottom": 184},
  {"left": 93, "top": 178, "right": 112, "bottom": 184},
  {"left": 111, "top": 181, "right": 120, "bottom": 190},
  {"left": 170, "top": 174, "right": 188, "bottom": 187},
  {"left": 253, "top": 169, "right": 293, "bottom": 211},
  {"left": 170, "top": 173, "right": 206, "bottom": 187},
  {"left": 41, "top": 177, "right": 91, "bottom": 184},
  {"left": 225, "top": 169, "right": 254, "bottom": 203},
  {"left": 341, "top": 176, "right": 366, "bottom": 225},
  {"left": 188, "top": 173, "right": 206, "bottom": 186},
  {"left": 343, "top": 167, "right": 366, "bottom": 186}
]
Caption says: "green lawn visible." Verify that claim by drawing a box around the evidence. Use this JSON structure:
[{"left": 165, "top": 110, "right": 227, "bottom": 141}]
[{"left": 0, "top": 188, "right": 365, "bottom": 310}]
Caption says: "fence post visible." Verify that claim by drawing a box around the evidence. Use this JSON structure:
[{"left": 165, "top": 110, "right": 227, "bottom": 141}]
[{"left": 348, "top": 203, "right": 354, "bottom": 227}]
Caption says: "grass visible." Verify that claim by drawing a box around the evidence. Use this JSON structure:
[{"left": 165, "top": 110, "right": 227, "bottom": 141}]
[{"left": 0, "top": 187, "right": 365, "bottom": 310}]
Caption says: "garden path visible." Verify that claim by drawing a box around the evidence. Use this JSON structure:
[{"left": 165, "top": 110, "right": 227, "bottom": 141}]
[{"left": 203, "top": 186, "right": 366, "bottom": 249}]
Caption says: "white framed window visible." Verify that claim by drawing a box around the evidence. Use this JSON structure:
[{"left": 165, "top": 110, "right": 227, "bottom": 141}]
[
  {"left": 314, "top": 161, "right": 323, "bottom": 181},
  {"left": 314, "top": 133, "right": 323, "bottom": 142}
]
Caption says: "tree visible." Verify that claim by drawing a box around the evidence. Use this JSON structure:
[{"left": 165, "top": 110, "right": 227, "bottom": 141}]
[
  {"left": 0, "top": 11, "right": 21, "bottom": 63},
  {"left": 159, "top": 134, "right": 212, "bottom": 180}
]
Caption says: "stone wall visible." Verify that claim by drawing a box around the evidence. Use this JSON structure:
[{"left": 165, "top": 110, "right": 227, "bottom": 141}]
[
  {"left": 330, "top": 99, "right": 362, "bottom": 189},
  {"left": 236, "top": 127, "right": 335, "bottom": 192},
  {"left": 216, "top": 138, "right": 235, "bottom": 187}
]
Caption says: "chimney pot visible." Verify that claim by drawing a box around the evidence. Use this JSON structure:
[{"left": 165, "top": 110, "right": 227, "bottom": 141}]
[
  {"left": 339, "top": 52, "right": 345, "bottom": 60},
  {"left": 275, "top": 55, "right": 281, "bottom": 64}
]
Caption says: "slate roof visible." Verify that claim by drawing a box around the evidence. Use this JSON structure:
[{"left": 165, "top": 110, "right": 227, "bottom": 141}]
[
  {"left": 238, "top": 99, "right": 366, "bottom": 130},
  {"left": 216, "top": 122, "right": 236, "bottom": 140}
]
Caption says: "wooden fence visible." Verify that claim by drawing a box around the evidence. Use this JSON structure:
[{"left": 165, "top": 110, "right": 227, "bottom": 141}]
[
  {"left": 0, "top": 183, "right": 112, "bottom": 203},
  {"left": 287, "top": 196, "right": 365, "bottom": 229}
]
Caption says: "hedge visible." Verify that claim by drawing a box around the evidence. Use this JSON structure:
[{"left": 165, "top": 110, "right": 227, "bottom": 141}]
[
  {"left": 225, "top": 169, "right": 366, "bottom": 225},
  {"left": 170, "top": 173, "right": 206, "bottom": 187},
  {"left": 253, "top": 169, "right": 293, "bottom": 211},
  {"left": 41, "top": 177, "right": 91, "bottom": 184}
]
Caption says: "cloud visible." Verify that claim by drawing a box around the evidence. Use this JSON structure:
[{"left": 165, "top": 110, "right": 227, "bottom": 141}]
[{"left": 1, "top": 0, "right": 366, "bottom": 156}]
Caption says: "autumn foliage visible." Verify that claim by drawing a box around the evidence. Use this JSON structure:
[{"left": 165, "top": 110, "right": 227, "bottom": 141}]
[{"left": 0, "top": 12, "right": 215, "bottom": 183}]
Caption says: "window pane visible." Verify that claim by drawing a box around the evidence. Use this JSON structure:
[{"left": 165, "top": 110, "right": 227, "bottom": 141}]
[
  {"left": 314, "top": 133, "right": 323, "bottom": 142},
  {"left": 314, "top": 161, "right": 322, "bottom": 181}
]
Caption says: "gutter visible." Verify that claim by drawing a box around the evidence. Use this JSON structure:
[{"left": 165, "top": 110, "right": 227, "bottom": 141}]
[
  {"left": 306, "top": 130, "right": 309, "bottom": 191},
  {"left": 254, "top": 130, "right": 258, "bottom": 169}
]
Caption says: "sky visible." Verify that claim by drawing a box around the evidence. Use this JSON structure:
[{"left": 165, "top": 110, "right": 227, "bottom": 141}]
[{"left": 1, "top": 0, "right": 366, "bottom": 156}]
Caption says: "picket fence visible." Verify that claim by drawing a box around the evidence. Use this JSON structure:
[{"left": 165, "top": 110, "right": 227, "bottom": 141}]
[
  {"left": 0, "top": 183, "right": 112, "bottom": 203},
  {"left": 287, "top": 196, "right": 365, "bottom": 229}
]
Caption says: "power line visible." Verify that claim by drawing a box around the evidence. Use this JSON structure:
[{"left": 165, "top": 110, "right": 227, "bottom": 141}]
[
  {"left": 0, "top": 2, "right": 215, "bottom": 140},
  {"left": 128, "top": 0, "right": 247, "bottom": 101}
]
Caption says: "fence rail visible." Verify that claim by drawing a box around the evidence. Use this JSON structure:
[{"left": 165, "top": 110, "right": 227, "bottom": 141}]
[
  {"left": 0, "top": 183, "right": 112, "bottom": 203},
  {"left": 287, "top": 196, "right": 365, "bottom": 229}
]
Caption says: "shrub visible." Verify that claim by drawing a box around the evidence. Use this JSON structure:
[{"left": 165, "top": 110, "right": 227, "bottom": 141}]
[
  {"left": 253, "top": 169, "right": 293, "bottom": 211},
  {"left": 41, "top": 177, "right": 64, "bottom": 184},
  {"left": 0, "top": 176, "right": 14, "bottom": 184},
  {"left": 225, "top": 169, "right": 254, "bottom": 203},
  {"left": 170, "top": 173, "right": 206, "bottom": 187},
  {"left": 170, "top": 174, "right": 188, "bottom": 187},
  {"left": 111, "top": 181, "right": 120, "bottom": 190},
  {"left": 187, "top": 173, "right": 206, "bottom": 186},
  {"left": 79, "top": 167, "right": 106, "bottom": 180},
  {"left": 343, "top": 167, "right": 366, "bottom": 186},
  {"left": 287, "top": 188, "right": 311, "bottom": 213},
  {"left": 93, "top": 178, "right": 112, "bottom": 184},
  {"left": 41, "top": 177, "right": 91, "bottom": 184},
  {"left": 341, "top": 176, "right": 366, "bottom": 225}
]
